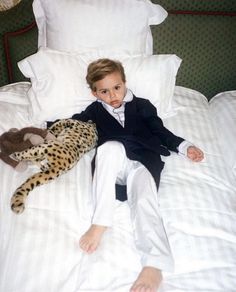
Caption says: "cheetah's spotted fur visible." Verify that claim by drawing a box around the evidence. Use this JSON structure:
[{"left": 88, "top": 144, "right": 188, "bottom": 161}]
[{"left": 11, "top": 119, "right": 97, "bottom": 214}]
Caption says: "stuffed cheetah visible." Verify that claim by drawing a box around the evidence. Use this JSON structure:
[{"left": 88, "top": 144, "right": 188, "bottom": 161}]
[{"left": 11, "top": 119, "right": 97, "bottom": 214}]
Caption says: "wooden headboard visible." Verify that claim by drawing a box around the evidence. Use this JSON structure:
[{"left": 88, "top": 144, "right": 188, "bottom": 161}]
[{"left": 0, "top": 0, "right": 235, "bottom": 100}]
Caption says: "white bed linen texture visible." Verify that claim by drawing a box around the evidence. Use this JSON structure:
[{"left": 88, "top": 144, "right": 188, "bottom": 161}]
[
  {"left": 209, "top": 90, "right": 236, "bottom": 176},
  {"left": 0, "top": 84, "right": 236, "bottom": 292}
]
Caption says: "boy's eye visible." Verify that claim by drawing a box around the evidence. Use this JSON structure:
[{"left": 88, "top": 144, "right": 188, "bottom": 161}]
[
  {"left": 115, "top": 85, "right": 121, "bottom": 90},
  {"left": 101, "top": 90, "right": 108, "bottom": 94}
]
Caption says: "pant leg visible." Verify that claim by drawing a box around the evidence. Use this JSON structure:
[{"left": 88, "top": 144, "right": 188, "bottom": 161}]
[
  {"left": 91, "top": 141, "right": 128, "bottom": 227},
  {"left": 126, "top": 162, "right": 174, "bottom": 272}
]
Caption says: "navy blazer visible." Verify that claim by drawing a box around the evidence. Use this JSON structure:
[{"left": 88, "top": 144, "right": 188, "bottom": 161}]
[{"left": 70, "top": 95, "right": 184, "bottom": 187}]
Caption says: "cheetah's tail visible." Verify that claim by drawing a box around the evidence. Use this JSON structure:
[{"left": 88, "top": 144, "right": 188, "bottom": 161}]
[{"left": 11, "top": 167, "right": 64, "bottom": 214}]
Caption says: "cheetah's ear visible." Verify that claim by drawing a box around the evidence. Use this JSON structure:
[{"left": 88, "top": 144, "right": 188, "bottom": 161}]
[{"left": 87, "top": 120, "right": 94, "bottom": 124}]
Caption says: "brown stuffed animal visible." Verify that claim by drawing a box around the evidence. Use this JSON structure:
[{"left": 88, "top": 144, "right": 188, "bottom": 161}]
[{"left": 0, "top": 127, "right": 56, "bottom": 171}]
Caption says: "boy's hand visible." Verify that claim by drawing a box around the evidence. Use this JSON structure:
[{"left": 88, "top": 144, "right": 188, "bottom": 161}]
[{"left": 187, "top": 146, "right": 204, "bottom": 162}]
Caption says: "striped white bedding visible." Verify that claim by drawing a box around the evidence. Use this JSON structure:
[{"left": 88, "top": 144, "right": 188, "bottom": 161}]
[
  {"left": 0, "top": 84, "right": 236, "bottom": 292},
  {"left": 209, "top": 90, "right": 236, "bottom": 177}
]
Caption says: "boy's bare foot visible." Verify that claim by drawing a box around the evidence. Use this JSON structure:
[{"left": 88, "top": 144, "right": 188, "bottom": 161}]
[
  {"left": 79, "top": 224, "right": 107, "bottom": 253},
  {"left": 130, "top": 266, "right": 162, "bottom": 292}
]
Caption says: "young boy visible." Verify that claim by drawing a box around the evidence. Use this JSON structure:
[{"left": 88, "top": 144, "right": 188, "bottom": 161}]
[{"left": 49, "top": 58, "right": 204, "bottom": 292}]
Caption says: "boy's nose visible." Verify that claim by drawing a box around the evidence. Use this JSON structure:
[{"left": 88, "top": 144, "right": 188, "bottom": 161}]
[{"left": 109, "top": 90, "right": 116, "bottom": 99}]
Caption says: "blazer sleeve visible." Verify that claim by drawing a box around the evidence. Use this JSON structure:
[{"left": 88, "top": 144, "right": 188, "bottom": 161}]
[
  {"left": 140, "top": 99, "right": 184, "bottom": 152},
  {"left": 71, "top": 104, "right": 95, "bottom": 122}
]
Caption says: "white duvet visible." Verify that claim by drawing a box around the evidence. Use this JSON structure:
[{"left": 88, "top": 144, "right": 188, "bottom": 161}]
[
  {"left": 0, "top": 84, "right": 236, "bottom": 292},
  {"left": 210, "top": 90, "right": 236, "bottom": 176}
]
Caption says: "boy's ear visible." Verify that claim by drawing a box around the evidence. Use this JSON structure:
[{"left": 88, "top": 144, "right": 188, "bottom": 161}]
[{"left": 92, "top": 90, "right": 98, "bottom": 98}]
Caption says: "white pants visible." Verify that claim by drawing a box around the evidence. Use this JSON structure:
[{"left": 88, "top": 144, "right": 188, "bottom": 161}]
[{"left": 92, "top": 141, "right": 174, "bottom": 272}]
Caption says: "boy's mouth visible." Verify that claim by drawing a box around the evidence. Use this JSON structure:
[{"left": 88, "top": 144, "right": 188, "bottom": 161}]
[{"left": 111, "top": 100, "right": 121, "bottom": 107}]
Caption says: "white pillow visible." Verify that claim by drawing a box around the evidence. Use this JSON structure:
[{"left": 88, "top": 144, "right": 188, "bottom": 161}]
[
  {"left": 18, "top": 47, "right": 181, "bottom": 123},
  {"left": 74, "top": 50, "right": 181, "bottom": 117},
  {"left": 124, "top": 54, "right": 181, "bottom": 117},
  {"left": 18, "top": 48, "right": 96, "bottom": 123},
  {"left": 0, "top": 82, "right": 31, "bottom": 104},
  {"left": 0, "top": 82, "right": 32, "bottom": 133},
  {"left": 32, "top": 0, "right": 167, "bottom": 55}
]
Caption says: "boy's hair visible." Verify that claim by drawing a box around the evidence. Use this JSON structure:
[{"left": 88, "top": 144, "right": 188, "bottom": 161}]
[{"left": 86, "top": 58, "right": 126, "bottom": 91}]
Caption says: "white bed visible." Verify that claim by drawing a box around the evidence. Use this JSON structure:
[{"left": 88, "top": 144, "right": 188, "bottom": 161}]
[
  {"left": 0, "top": 82, "right": 236, "bottom": 292},
  {"left": 0, "top": 1, "right": 236, "bottom": 291},
  {"left": 209, "top": 91, "right": 236, "bottom": 177}
]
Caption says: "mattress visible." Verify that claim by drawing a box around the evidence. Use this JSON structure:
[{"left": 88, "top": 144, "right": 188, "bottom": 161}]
[{"left": 0, "top": 84, "right": 236, "bottom": 292}]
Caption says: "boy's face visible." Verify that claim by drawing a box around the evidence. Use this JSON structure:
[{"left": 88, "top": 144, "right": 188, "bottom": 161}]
[{"left": 92, "top": 72, "right": 126, "bottom": 108}]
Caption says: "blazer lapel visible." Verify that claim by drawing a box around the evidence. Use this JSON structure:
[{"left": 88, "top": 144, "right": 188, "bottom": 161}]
[
  {"left": 96, "top": 97, "right": 137, "bottom": 135},
  {"left": 96, "top": 103, "right": 125, "bottom": 133},
  {"left": 124, "top": 97, "right": 136, "bottom": 133}
]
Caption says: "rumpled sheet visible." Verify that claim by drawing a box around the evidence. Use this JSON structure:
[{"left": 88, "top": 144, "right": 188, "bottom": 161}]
[{"left": 0, "top": 84, "right": 236, "bottom": 292}]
